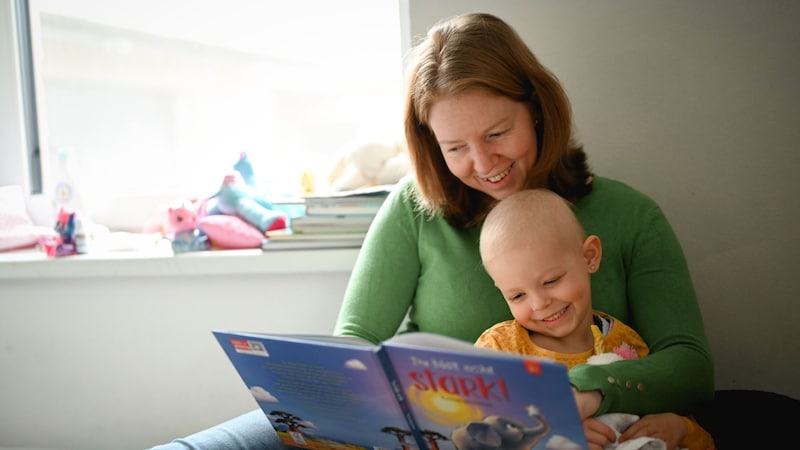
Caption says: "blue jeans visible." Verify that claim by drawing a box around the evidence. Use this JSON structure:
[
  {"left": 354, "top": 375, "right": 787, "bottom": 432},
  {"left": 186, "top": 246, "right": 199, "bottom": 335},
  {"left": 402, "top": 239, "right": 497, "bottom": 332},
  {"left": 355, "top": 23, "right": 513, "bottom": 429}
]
[{"left": 149, "top": 409, "right": 285, "bottom": 450}]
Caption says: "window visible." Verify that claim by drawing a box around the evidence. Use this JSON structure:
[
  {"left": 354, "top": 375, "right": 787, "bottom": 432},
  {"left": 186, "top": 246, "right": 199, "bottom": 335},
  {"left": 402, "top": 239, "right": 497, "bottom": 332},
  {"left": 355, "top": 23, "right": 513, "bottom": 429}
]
[{"left": 24, "top": 0, "right": 404, "bottom": 231}]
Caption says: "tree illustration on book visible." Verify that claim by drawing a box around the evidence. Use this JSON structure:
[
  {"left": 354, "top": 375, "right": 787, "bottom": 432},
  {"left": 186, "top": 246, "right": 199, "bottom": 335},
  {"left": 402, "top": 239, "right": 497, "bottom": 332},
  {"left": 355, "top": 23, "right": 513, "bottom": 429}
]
[
  {"left": 420, "top": 429, "right": 449, "bottom": 450},
  {"left": 268, "top": 410, "right": 315, "bottom": 446},
  {"left": 380, "top": 426, "right": 414, "bottom": 450}
]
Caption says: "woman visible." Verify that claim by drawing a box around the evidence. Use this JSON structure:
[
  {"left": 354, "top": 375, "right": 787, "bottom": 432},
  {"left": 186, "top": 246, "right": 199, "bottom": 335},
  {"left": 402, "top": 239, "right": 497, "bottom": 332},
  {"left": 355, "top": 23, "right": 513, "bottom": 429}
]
[
  {"left": 335, "top": 12, "right": 713, "bottom": 449},
  {"left": 153, "top": 12, "right": 713, "bottom": 450}
]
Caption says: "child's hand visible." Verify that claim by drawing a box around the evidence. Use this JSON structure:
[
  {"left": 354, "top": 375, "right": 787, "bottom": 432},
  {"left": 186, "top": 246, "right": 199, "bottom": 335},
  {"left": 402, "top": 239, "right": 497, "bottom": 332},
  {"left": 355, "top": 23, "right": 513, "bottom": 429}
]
[
  {"left": 582, "top": 417, "right": 616, "bottom": 450},
  {"left": 618, "top": 412, "right": 687, "bottom": 450}
]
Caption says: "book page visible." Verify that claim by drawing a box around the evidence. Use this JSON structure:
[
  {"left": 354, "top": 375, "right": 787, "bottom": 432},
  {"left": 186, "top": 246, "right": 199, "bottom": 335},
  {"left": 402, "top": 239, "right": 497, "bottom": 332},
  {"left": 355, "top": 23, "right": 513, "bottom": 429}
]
[
  {"left": 382, "top": 331, "right": 589, "bottom": 450},
  {"left": 386, "top": 332, "right": 510, "bottom": 356},
  {"left": 213, "top": 330, "right": 422, "bottom": 449}
]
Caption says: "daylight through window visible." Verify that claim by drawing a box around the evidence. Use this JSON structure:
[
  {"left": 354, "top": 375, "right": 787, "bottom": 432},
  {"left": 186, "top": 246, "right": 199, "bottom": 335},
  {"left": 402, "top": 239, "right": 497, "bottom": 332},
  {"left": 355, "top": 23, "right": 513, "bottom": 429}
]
[{"left": 27, "top": 0, "right": 404, "bottom": 231}]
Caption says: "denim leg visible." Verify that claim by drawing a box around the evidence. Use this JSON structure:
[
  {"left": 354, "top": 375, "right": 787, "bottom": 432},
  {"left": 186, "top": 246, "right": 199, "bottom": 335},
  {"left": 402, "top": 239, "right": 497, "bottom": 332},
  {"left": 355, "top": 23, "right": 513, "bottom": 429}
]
[{"left": 149, "top": 409, "right": 284, "bottom": 450}]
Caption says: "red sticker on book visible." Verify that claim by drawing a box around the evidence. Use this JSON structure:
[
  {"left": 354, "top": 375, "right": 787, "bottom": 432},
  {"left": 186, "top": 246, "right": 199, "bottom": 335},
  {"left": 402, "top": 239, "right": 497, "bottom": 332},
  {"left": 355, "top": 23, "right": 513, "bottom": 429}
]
[
  {"left": 524, "top": 359, "right": 542, "bottom": 375},
  {"left": 230, "top": 338, "right": 269, "bottom": 356},
  {"left": 231, "top": 339, "right": 252, "bottom": 351}
]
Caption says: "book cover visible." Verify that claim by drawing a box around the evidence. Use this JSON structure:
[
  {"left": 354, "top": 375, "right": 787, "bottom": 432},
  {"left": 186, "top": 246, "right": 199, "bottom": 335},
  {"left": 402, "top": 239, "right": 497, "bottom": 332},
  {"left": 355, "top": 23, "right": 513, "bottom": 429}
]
[
  {"left": 213, "top": 331, "right": 425, "bottom": 450},
  {"left": 304, "top": 200, "right": 385, "bottom": 217},
  {"left": 261, "top": 234, "right": 364, "bottom": 251},
  {"left": 213, "top": 331, "right": 588, "bottom": 450},
  {"left": 303, "top": 184, "right": 394, "bottom": 201},
  {"left": 289, "top": 215, "right": 374, "bottom": 234},
  {"left": 302, "top": 185, "right": 391, "bottom": 217},
  {"left": 381, "top": 333, "right": 589, "bottom": 450}
]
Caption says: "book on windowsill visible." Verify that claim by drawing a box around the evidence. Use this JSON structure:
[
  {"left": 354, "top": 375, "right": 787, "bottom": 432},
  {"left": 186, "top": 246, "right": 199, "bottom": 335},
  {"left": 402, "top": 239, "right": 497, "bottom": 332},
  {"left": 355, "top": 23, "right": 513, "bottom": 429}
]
[
  {"left": 304, "top": 198, "right": 385, "bottom": 217},
  {"left": 261, "top": 232, "right": 365, "bottom": 251},
  {"left": 302, "top": 184, "right": 393, "bottom": 217},
  {"left": 288, "top": 214, "right": 374, "bottom": 234},
  {"left": 213, "top": 330, "right": 589, "bottom": 450}
]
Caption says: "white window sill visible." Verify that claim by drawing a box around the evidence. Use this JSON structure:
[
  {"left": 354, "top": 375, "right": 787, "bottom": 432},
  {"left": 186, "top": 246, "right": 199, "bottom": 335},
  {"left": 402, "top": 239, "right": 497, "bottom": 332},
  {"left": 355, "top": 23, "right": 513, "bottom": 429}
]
[{"left": 0, "top": 247, "right": 360, "bottom": 280}]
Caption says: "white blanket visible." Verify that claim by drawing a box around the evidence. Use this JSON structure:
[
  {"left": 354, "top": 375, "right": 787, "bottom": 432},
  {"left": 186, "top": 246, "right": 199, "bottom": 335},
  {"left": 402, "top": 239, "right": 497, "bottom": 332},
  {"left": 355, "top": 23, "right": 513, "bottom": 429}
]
[{"left": 596, "top": 413, "right": 686, "bottom": 450}]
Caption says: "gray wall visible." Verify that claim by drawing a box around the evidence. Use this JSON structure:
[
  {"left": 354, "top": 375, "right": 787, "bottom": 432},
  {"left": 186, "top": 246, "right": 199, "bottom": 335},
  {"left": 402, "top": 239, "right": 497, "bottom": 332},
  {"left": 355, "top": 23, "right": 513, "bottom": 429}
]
[{"left": 404, "top": 0, "right": 800, "bottom": 399}]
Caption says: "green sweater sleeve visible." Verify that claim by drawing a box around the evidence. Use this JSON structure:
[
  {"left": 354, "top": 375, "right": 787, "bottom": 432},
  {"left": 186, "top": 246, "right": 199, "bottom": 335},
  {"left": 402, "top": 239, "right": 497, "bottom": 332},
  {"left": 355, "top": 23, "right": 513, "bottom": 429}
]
[
  {"left": 570, "top": 177, "right": 715, "bottom": 415},
  {"left": 334, "top": 177, "right": 514, "bottom": 344},
  {"left": 333, "top": 178, "right": 422, "bottom": 344}
]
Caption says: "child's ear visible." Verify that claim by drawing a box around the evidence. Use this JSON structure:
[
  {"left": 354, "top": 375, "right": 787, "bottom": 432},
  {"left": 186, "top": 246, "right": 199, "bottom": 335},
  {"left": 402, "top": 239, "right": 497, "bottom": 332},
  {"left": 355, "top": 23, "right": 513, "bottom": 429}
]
[{"left": 583, "top": 235, "right": 602, "bottom": 272}]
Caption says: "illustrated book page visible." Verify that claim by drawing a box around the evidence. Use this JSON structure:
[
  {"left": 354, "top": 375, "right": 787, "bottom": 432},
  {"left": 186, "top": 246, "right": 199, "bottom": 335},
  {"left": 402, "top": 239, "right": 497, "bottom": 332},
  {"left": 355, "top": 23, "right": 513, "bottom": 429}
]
[{"left": 213, "top": 330, "right": 588, "bottom": 450}]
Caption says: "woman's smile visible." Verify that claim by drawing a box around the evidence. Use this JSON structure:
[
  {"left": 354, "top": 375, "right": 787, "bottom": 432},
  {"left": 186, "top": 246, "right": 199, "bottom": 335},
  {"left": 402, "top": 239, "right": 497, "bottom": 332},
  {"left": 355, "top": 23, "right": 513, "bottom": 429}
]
[{"left": 483, "top": 162, "right": 514, "bottom": 183}]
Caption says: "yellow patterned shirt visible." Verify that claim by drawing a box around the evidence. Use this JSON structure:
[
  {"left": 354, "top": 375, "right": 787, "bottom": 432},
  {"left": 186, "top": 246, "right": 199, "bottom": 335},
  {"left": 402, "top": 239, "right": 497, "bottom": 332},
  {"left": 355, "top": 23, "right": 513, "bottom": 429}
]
[
  {"left": 474, "top": 311, "right": 715, "bottom": 450},
  {"left": 475, "top": 310, "right": 649, "bottom": 368}
]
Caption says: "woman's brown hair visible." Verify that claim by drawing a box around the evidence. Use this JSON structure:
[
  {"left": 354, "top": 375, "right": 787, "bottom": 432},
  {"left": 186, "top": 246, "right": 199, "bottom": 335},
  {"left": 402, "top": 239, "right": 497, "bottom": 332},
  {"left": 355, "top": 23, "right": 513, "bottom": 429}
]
[{"left": 404, "top": 12, "right": 591, "bottom": 228}]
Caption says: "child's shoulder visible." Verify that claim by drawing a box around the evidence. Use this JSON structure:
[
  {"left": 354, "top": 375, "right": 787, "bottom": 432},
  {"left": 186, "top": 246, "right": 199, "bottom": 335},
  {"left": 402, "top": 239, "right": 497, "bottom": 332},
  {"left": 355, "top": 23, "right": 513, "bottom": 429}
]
[{"left": 594, "top": 310, "right": 650, "bottom": 359}]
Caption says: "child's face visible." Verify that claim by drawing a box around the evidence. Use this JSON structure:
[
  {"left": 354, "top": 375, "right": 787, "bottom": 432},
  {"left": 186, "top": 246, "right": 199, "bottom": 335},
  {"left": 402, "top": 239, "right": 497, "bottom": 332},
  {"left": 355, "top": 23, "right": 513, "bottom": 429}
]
[{"left": 484, "top": 235, "right": 597, "bottom": 342}]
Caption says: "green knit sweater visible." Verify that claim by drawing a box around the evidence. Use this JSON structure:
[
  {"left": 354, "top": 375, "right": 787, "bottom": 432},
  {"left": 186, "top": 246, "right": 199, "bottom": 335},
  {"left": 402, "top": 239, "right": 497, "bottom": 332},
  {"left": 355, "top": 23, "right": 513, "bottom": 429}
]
[{"left": 334, "top": 175, "right": 714, "bottom": 416}]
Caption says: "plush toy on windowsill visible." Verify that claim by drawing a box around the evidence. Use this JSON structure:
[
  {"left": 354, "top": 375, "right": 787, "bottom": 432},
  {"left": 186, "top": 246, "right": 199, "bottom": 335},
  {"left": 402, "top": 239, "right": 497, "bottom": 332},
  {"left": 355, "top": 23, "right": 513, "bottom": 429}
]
[
  {"left": 166, "top": 198, "right": 210, "bottom": 254},
  {"left": 206, "top": 172, "right": 286, "bottom": 234},
  {"left": 326, "top": 139, "right": 410, "bottom": 191},
  {"left": 200, "top": 153, "right": 287, "bottom": 250},
  {"left": 152, "top": 152, "right": 288, "bottom": 252}
]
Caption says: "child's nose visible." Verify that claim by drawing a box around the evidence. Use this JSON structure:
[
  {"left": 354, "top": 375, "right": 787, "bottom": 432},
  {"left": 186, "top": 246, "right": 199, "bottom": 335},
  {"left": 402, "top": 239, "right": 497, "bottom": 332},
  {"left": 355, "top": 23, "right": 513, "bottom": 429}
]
[{"left": 529, "top": 292, "right": 552, "bottom": 312}]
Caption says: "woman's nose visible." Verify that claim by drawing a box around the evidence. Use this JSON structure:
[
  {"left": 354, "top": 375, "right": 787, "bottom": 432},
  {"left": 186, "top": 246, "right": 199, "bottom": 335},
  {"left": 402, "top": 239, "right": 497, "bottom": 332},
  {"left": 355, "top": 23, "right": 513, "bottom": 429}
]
[{"left": 472, "top": 144, "right": 496, "bottom": 173}]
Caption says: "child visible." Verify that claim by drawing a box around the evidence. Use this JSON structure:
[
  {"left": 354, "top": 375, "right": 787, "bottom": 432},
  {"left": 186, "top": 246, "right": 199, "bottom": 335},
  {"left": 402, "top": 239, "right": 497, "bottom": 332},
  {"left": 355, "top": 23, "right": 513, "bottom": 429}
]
[{"left": 477, "top": 188, "right": 714, "bottom": 450}]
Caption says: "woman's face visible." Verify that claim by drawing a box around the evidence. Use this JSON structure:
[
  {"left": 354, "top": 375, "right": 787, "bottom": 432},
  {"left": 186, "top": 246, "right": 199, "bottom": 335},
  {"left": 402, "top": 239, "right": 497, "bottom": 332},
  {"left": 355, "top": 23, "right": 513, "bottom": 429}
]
[{"left": 428, "top": 90, "right": 538, "bottom": 200}]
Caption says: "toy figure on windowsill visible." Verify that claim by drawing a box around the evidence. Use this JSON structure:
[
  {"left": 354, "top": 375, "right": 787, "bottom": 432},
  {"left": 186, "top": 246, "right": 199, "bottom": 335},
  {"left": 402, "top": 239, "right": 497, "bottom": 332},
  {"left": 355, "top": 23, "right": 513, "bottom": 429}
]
[
  {"left": 40, "top": 207, "right": 78, "bottom": 257},
  {"left": 197, "top": 152, "right": 288, "bottom": 249},
  {"left": 148, "top": 152, "right": 288, "bottom": 252},
  {"left": 166, "top": 199, "right": 210, "bottom": 254},
  {"left": 205, "top": 152, "right": 287, "bottom": 235}
]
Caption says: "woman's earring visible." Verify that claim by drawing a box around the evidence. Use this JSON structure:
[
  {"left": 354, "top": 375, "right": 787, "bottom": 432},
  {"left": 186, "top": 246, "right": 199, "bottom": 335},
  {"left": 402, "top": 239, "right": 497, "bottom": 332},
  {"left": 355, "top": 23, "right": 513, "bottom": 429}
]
[{"left": 590, "top": 265, "right": 596, "bottom": 271}]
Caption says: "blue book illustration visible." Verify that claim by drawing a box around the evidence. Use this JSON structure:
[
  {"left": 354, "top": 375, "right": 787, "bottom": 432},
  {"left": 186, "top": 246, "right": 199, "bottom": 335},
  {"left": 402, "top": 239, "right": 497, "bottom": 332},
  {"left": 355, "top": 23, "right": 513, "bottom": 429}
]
[{"left": 213, "top": 331, "right": 588, "bottom": 450}]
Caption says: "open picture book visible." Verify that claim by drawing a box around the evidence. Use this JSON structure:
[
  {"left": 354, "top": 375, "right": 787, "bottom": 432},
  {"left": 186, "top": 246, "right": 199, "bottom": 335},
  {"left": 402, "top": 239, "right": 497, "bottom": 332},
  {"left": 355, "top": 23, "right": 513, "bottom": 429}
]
[{"left": 213, "top": 330, "right": 588, "bottom": 450}]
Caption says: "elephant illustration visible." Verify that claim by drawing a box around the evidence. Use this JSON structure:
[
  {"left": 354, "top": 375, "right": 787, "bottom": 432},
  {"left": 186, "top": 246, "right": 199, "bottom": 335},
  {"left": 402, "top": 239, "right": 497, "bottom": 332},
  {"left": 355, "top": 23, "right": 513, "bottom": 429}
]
[{"left": 450, "top": 415, "right": 550, "bottom": 450}]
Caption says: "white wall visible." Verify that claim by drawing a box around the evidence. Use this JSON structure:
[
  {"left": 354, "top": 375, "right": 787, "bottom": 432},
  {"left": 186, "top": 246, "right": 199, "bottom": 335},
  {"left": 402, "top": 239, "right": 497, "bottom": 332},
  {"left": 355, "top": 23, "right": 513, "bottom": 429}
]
[
  {"left": 405, "top": 0, "right": 800, "bottom": 401},
  {"left": 0, "top": 252, "right": 356, "bottom": 450}
]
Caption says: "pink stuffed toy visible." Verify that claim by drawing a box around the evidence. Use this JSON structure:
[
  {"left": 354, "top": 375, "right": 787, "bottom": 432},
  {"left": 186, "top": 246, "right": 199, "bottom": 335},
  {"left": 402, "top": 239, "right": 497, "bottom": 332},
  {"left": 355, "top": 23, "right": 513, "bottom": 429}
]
[{"left": 166, "top": 199, "right": 210, "bottom": 253}]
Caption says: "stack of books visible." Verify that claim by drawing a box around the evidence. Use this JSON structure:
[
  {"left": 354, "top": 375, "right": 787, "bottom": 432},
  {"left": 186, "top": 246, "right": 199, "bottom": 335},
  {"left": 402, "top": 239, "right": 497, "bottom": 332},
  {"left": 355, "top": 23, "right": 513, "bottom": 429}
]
[{"left": 262, "top": 185, "right": 392, "bottom": 251}]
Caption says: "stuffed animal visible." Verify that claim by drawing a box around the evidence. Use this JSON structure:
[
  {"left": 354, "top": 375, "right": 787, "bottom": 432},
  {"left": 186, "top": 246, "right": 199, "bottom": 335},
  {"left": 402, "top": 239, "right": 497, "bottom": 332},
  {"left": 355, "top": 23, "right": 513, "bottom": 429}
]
[
  {"left": 144, "top": 152, "right": 288, "bottom": 251},
  {"left": 326, "top": 138, "right": 410, "bottom": 191},
  {"left": 166, "top": 199, "right": 210, "bottom": 253},
  {"left": 233, "top": 151, "right": 256, "bottom": 187},
  {"left": 206, "top": 172, "right": 286, "bottom": 234}
]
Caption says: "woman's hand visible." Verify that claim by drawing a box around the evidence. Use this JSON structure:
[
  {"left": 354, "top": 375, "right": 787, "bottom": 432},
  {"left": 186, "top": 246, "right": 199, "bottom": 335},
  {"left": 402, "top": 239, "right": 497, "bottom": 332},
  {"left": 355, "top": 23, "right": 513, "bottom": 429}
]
[
  {"left": 574, "top": 388, "right": 613, "bottom": 450},
  {"left": 582, "top": 417, "right": 617, "bottom": 450},
  {"left": 618, "top": 413, "right": 687, "bottom": 450},
  {"left": 572, "top": 387, "right": 602, "bottom": 419}
]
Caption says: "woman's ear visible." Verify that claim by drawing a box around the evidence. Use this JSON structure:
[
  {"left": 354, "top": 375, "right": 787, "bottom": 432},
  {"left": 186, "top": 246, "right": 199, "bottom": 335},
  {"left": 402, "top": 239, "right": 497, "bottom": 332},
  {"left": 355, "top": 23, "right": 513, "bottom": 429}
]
[{"left": 583, "top": 235, "right": 602, "bottom": 273}]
